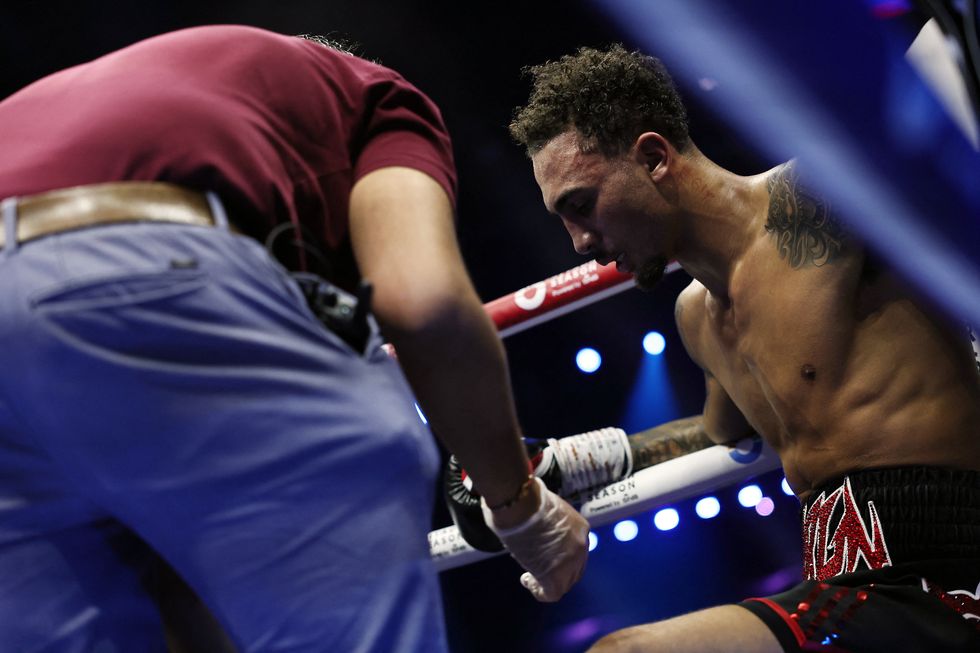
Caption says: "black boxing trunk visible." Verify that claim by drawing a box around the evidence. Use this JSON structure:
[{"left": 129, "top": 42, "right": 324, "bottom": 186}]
[{"left": 739, "top": 466, "right": 980, "bottom": 652}]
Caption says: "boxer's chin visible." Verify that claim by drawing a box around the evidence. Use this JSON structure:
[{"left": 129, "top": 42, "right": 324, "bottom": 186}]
[{"left": 635, "top": 255, "right": 668, "bottom": 292}]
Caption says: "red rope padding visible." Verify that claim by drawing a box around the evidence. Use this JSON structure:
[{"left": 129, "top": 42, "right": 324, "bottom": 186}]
[
  {"left": 383, "top": 260, "right": 678, "bottom": 356},
  {"left": 485, "top": 259, "right": 682, "bottom": 337}
]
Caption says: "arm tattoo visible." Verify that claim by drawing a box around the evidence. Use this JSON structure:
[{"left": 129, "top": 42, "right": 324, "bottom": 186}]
[
  {"left": 628, "top": 416, "right": 716, "bottom": 472},
  {"left": 765, "top": 162, "right": 846, "bottom": 268}
]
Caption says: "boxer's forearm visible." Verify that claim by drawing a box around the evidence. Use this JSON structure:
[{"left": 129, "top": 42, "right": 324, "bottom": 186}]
[{"left": 628, "top": 415, "right": 717, "bottom": 472}]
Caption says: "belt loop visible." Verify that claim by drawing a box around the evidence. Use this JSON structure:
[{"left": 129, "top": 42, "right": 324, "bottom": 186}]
[
  {"left": 1, "top": 196, "right": 19, "bottom": 256},
  {"left": 205, "top": 191, "right": 230, "bottom": 231}
]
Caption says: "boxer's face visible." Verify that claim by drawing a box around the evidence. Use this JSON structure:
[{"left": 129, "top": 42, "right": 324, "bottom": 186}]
[{"left": 532, "top": 131, "right": 674, "bottom": 290}]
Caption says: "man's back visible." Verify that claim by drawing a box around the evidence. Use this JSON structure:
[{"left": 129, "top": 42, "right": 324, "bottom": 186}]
[{"left": 0, "top": 25, "right": 456, "bottom": 283}]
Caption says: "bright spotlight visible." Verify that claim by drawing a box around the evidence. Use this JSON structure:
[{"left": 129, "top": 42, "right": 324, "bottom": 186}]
[
  {"left": 755, "top": 497, "right": 775, "bottom": 516},
  {"left": 642, "top": 331, "right": 666, "bottom": 356},
  {"left": 781, "top": 477, "right": 794, "bottom": 496},
  {"left": 695, "top": 496, "right": 721, "bottom": 519},
  {"left": 613, "top": 520, "right": 638, "bottom": 542},
  {"left": 576, "top": 348, "right": 602, "bottom": 373},
  {"left": 738, "top": 484, "right": 763, "bottom": 508},
  {"left": 653, "top": 508, "right": 679, "bottom": 531},
  {"left": 588, "top": 532, "right": 598, "bottom": 552}
]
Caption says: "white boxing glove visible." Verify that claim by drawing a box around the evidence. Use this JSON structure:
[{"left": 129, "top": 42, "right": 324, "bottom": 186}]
[{"left": 481, "top": 477, "right": 590, "bottom": 602}]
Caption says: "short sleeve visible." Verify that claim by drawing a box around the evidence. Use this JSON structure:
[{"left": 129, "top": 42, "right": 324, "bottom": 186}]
[{"left": 353, "top": 74, "right": 458, "bottom": 208}]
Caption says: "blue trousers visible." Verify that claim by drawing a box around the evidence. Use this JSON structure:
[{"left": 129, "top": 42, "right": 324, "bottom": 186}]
[{"left": 0, "top": 216, "right": 447, "bottom": 652}]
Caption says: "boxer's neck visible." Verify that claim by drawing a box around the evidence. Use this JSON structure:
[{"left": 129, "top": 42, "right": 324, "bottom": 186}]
[{"left": 672, "top": 152, "right": 772, "bottom": 300}]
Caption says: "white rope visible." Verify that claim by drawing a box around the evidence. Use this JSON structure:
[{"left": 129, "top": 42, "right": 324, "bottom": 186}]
[
  {"left": 545, "top": 427, "right": 633, "bottom": 497},
  {"left": 430, "top": 436, "right": 783, "bottom": 572}
]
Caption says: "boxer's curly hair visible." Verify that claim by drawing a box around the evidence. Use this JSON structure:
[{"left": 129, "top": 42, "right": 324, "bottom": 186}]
[{"left": 510, "top": 44, "right": 690, "bottom": 157}]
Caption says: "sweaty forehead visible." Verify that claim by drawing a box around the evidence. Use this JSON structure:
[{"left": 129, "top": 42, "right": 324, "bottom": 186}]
[{"left": 531, "top": 132, "right": 590, "bottom": 213}]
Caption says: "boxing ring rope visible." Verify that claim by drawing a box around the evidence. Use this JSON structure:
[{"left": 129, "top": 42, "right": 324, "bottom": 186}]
[
  {"left": 483, "top": 259, "right": 676, "bottom": 338},
  {"left": 428, "top": 260, "right": 783, "bottom": 572}
]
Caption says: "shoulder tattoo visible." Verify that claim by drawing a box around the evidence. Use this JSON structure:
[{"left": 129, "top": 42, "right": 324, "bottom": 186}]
[{"left": 765, "top": 162, "right": 846, "bottom": 268}]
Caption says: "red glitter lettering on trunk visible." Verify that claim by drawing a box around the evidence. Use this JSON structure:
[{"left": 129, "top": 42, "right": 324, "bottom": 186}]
[{"left": 802, "top": 478, "right": 892, "bottom": 581}]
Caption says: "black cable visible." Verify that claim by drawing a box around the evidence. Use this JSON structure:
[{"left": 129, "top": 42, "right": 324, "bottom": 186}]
[
  {"left": 966, "top": 0, "right": 980, "bottom": 100},
  {"left": 263, "top": 221, "right": 334, "bottom": 278}
]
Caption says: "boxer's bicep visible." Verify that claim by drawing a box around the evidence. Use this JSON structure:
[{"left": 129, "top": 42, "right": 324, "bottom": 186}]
[
  {"left": 674, "top": 281, "right": 706, "bottom": 367},
  {"left": 674, "top": 283, "right": 750, "bottom": 444},
  {"left": 703, "top": 373, "right": 752, "bottom": 445},
  {"left": 674, "top": 280, "right": 752, "bottom": 444}
]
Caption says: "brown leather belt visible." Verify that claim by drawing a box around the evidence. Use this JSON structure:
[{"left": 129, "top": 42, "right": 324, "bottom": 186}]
[{"left": 0, "top": 181, "right": 219, "bottom": 250}]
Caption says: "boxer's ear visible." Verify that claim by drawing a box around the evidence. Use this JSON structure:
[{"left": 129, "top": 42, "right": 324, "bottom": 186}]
[{"left": 633, "top": 132, "right": 670, "bottom": 181}]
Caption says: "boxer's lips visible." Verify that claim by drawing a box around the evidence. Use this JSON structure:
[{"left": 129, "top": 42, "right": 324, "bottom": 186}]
[
  {"left": 597, "top": 252, "right": 626, "bottom": 268},
  {"left": 615, "top": 253, "right": 633, "bottom": 273}
]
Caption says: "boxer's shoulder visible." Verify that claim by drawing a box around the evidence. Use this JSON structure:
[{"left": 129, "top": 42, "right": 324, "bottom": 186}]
[
  {"left": 675, "top": 281, "right": 714, "bottom": 366},
  {"left": 675, "top": 280, "right": 706, "bottom": 331},
  {"left": 763, "top": 160, "right": 851, "bottom": 270}
]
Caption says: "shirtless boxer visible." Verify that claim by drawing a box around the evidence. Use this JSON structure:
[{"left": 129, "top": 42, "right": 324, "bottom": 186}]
[{"left": 510, "top": 44, "right": 980, "bottom": 652}]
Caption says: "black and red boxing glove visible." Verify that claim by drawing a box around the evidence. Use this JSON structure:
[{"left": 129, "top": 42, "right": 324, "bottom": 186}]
[
  {"left": 443, "top": 455, "right": 506, "bottom": 552},
  {"left": 444, "top": 427, "right": 632, "bottom": 552}
]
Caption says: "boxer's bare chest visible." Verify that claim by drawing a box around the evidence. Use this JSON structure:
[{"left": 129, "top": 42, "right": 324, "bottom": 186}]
[
  {"left": 697, "top": 238, "right": 861, "bottom": 446},
  {"left": 692, "top": 162, "right": 865, "bottom": 447}
]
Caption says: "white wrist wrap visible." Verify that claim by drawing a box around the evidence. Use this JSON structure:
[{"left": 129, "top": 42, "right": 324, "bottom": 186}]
[{"left": 547, "top": 427, "right": 632, "bottom": 496}]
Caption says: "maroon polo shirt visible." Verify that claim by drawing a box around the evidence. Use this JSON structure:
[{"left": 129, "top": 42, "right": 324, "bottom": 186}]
[{"left": 0, "top": 25, "right": 457, "bottom": 283}]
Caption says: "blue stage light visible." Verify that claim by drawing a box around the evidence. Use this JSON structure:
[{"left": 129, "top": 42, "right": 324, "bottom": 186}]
[
  {"left": 621, "top": 333, "right": 679, "bottom": 432},
  {"left": 588, "top": 532, "right": 598, "bottom": 552},
  {"left": 576, "top": 348, "right": 602, "bottom": 373},
  {"left": 781, "top": 477, "right": 794, "bottom": 496},
  {"left": 738, "top": 484, "right": 763, "bottom": 508},
  {"left": 613, "top": 519, "right": 639, "bottom": 542},
  {"left": 653, "top": 508, "right": 679, "bottom": 531},
  {"left": 755, "top": 497, "right": 775, "bottom": 516},
  {"left": 695, "top": 496, "right": 721, "bottom": 519},
  {"left": 643, "top": 331, "right": 666, "bottom": 356}
]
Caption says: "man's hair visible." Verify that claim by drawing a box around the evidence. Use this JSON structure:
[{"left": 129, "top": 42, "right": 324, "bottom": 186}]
[
  {"left": 510, "top": 44, "right": 690, "bottom": 156},
  {"left": 296, "top": 34, "right": 359, "bottom": 56}
]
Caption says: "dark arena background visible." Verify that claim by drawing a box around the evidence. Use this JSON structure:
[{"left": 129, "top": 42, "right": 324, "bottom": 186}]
[{"left": 2, "top": 1, "right": 974, "bottom": 651}]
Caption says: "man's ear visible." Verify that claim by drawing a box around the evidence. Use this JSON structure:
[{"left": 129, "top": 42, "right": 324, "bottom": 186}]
[{"left": 633, "top": 132, "right": 670, "bottom": 181}]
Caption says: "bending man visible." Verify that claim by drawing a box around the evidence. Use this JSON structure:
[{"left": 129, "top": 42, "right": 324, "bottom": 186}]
[{"left": 0, "top": 26, "right": 587, "bottom": 652}]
